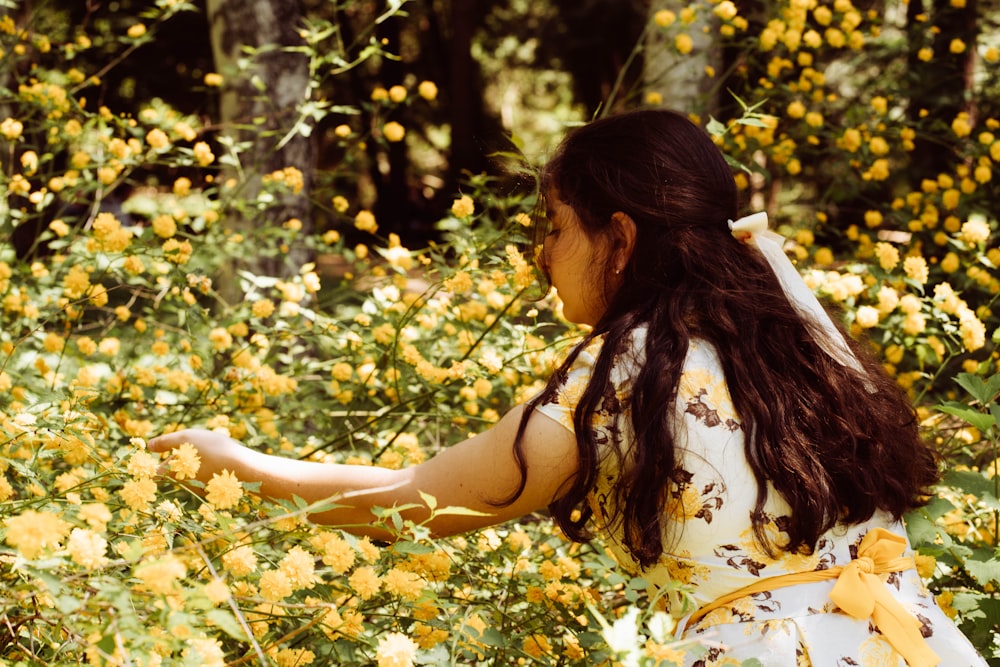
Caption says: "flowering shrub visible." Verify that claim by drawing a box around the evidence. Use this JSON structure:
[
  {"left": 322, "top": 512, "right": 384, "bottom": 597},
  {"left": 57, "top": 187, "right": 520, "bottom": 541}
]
[{"left": 1, "top": 0, "right": 998, "bottom": 664}]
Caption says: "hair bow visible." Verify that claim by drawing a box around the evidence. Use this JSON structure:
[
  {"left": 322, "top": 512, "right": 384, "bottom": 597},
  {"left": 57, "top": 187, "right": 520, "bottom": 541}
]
[{"left": 728, "top": 212, "right": 864, "bottom": 373}]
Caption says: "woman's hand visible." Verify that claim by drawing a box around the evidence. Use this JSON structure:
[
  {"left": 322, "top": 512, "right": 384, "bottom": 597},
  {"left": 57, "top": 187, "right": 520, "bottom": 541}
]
[{"left": 148, "top": 428, "right": 252, "bottom": 485}]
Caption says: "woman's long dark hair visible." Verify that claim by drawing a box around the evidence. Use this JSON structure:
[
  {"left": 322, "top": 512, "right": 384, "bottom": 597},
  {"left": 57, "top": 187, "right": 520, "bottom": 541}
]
[{"left": 514, "top": 109, "right": 939, "bottom": 568}]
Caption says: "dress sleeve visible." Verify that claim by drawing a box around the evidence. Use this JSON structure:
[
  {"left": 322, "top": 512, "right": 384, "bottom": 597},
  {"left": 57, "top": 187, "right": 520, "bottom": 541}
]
[{"left": 533, "top": 337, "right": 604, "bottom": 433}]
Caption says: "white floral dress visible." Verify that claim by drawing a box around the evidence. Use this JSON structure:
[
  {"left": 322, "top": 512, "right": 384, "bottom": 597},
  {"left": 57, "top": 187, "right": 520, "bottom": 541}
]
[{"left": 535, "top": 330, "right": 986, "bottom": 667}]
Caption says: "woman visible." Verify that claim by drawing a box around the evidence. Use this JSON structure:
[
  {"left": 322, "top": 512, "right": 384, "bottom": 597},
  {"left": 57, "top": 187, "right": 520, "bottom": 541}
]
[{"left": 151, "top": 109, "right": 985, "bottom": 666}]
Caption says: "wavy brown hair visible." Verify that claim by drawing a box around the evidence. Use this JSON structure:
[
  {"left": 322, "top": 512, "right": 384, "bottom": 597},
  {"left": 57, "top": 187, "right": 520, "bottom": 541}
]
[{"left": 511, "top": 109, "right": 939, "bottom": 568}]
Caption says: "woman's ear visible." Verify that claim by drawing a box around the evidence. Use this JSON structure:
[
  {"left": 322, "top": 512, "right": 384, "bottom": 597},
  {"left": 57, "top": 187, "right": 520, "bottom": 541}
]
[{"left": 610, "top": 211, "right": 637, "bottom": 273}]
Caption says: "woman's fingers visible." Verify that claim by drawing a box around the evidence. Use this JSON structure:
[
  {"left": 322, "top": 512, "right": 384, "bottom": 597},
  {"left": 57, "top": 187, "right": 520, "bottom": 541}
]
[{"left": 148, "top": 429, "right": 203, "bottom": 453}]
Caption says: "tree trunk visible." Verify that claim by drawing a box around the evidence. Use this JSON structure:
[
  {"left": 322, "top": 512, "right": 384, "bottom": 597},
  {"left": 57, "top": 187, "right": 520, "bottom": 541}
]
[
  {"left": 205, "top": 0, "right": 314, "bottom": 297},
  {"left": 643, "top": 0, "right": 724, "bottom": 118}
]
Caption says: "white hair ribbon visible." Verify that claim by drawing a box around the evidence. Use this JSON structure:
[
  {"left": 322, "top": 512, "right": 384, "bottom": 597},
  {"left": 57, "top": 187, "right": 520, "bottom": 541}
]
[{"left": 728, "top": 212, "right": 864, "bottom": 373}]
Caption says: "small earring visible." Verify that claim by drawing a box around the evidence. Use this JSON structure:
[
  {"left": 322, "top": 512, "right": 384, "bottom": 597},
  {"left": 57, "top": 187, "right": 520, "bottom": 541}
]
[{"left": 614, "top": 269, "right": 621, "bottom": 275}]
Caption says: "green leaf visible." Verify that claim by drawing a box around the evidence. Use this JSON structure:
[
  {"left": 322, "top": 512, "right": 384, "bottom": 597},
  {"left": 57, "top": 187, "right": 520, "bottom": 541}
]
[
  {"left": 942, "top": 470, "right": 995, "bottom": 498},
  {"left": 418, "top": 490, "right": 437, "bottom": 512},
  {"left": 706, "top": 116, "right": 727, "bottom": 137},
  {"left": 936, "top": 402, "right": 995, "bottom": 432},
  {"left": 953, "top": 373, "right": 1000, "bottom": 405},
  {"left": 905, "top": 505, "right": 950, "bottom": 547},
  {"left": 206, "top": 609, "right": 248, "bottom": 640},
  {"left": 965, "top": 558, "right": 1000, "bottom": 586}
]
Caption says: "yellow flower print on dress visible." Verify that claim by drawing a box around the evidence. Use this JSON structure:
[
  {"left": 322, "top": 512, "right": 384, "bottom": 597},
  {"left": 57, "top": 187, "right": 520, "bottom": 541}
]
[
  {"left": 663, "top": 467, "right": 725, "bottom": 524},
  {"left": 656, "top": 550, "right": 709, "bottom": 586},
  {"left": 715, "top": 513, "right": 826, "bottom": 576},
  {"left": 679, "top": 364, "right": 740, "bottom": 431},
  {"left": 858, "top": 634, "right": 903, "bottom": 666}
]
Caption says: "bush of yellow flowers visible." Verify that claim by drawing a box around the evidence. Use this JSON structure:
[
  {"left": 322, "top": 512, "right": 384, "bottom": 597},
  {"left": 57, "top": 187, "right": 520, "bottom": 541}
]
[{"left": 1, "top": 0, "right": 998, "bottom": 664}]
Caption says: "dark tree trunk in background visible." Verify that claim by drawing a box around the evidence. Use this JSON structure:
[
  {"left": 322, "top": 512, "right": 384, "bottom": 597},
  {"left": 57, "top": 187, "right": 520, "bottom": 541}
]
[
  {"left": 206, "top": 0, "right": 314, "bottom": 291},
  {"left": 552, "top": 0, "right": 647, "bottom": 115},
  {"left": 447, "top": 0, "right": 489, "bottom": 185}
]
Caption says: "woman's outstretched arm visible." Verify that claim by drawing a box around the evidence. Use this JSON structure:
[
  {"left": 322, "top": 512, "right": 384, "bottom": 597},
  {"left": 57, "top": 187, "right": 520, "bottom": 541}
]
[{"left": 148, "top": 404, "right": 578, "bottom": 539}]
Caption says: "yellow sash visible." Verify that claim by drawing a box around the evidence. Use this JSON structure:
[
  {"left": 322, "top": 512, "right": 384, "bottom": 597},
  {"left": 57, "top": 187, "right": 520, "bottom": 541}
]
[{"left": 685, "top": 528, "right": 940, "bottom": 667}]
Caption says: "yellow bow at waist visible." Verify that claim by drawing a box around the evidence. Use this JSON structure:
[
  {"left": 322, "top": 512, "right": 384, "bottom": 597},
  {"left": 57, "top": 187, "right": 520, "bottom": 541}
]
[{"left": 685, "top": 528, "right": 940, "bottom": 667}]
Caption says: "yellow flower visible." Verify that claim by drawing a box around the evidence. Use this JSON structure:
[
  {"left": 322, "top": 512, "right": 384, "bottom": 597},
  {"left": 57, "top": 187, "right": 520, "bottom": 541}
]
[
  {"left": 135, "top": 554, "right": 187, "bottom": 595},
  {"left": 874, "top": 242, "right": 899, "bottom": 270},
  {"left": 127, "top": 451, "right": 159, "bottom": 478},
  {"left": 418, "top": 80, "right": 438, "bottom": 100},
  {"left": 903, "top": 311, "right": 926, "bottom": 335},
  {"left": 222, "top": 544, "right": 258, "bottom": 577},
  {"left": 319, "top": 533, "right": 356, "bottom": 574},
  {"left": 167, "top": 442, "right": 202, "bottom": 480},
  {"left": 120, "top": 477, "right": 157, "bottom": 511},
  {"left": 869, "top": 136, "right": 890, "bottom": 155},
  {"left": 855, "top": 305, "right": 880, "bottom": 328},
  {"left": 276, "top": 648, "right": 315, "bottom": 667},
  {"left": 867, "top": 158, "right": 890, "bottom": 181},
  {"left": 388, "top": 85, "right": 407, "bottom": 103},
  {"left": 918, "top": 47, "right": 933, "bottom": 62},
  {"left": 713, "top": 0, "right": 737, "bottom": 21},
  {"left": 523, "top": 634, "right": 552, "bottom": 658},
  {"left": 383, "top": 121, "right": 406, "bottom": 142},
  {"left": 20, "top": 150, "right": 38, "bottom": 174},
  {"left": 952, "top": 113, "right": 972, "bottom": 138},
  {"left": 152, "top": 214, "right": 177, "bottom": 238},
  {"left": 252, "top": 299, "right": 275, "bottom": 318},
  {"left": 146, "top": 128, "right": 170, "bottom": 150},
  {"left": 959, "top": 310, "right": 986, "bottom": 352},
  {"left": 278, "top": 546, "right": 317, "bottom": 590},
  {"left": 185, "top": 638, "right": 224, "bottom": 666},
  {"left": 193, "top": 141, "right": 215, "bottom": 166},
  {"left": 92, "top": 212, "right": 132, "bottom": 252},
  {"left": 205, "top": 469, "right": 243, "bottom": 509},
  {"left": 376, "top": 632, "right": 418, "bottom": 667},
  {"left": 915, "top": 553, "right": 937, "bottom": 578},
  {"left": 68, "top": 528, "right": 109, "bottom": 570},
  {"left": 787, "top": 100, "right": 806, "bottom": 119},
  {"left": 204, "top": 72, "right": 223, "bottom": 86},
  {"left": 259, "top": 569, "right": 293, "bottom": 601},
  {"left": 959, "top": 218, "right": 990, "bottom": 245},
  {"left": 4, "top": 509, "right": 71, "bottom": 559},
  {"left": 675, "top": 33, "right": 694, "bottom": 54},
  {"left": 348, "top": 565, "right": 382, "bottom": 600},
  {"left": 949, "top": 38, "right": 966, "bottom": 54},
  {"left": 383, "top": 567, "right": 424, "bottom": 600},
  {"left": 354, "top": 209, "right": 378, "bottom": 233},
  {"left": 654, "top": 9, "right": 676, "bottom": 27},
  {"left": 209, "top": 327, "right": 233, "bottom": 351},
  {"left": 204, "top": 578, "right": 231, "bottom": 605},
  {"left": 903, "top": 256, "right": 929, "bottom": 284},
  {"left": 0, "top": 475, "right": 14, "bottom": 502},
  {"left": 451, "top": 194, "right": 475, "bottom": 218},
  {"left": 1, "top": 117, "right": 24, "bottom": 140},
  {"left": 840, "top": 128, "right": 862, "bottom": 152},
  {"left": 875, "top": 286, "right": 898, "bottom": 315},
  {"left": 127, "top": 23, "right": 147, "bottom": 38}
]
